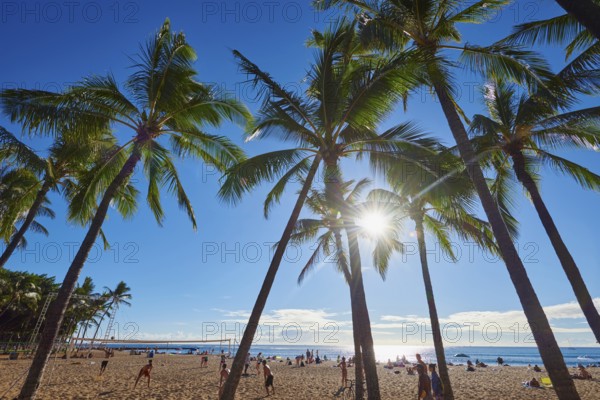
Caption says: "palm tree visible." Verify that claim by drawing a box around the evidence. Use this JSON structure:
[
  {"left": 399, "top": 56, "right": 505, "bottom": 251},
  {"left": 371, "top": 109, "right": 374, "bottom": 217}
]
[
  {"left": 469, "top": 79, "right": 600, "bottom": 343},
  {"left": 0, "top": 128, "right": 115, "bottom": 268},
  {"left": 552, "top": 0, "right": 600, "bottom": 41},
  {"left": 0, "top": 271, "right": 41, "bottom": 319},
  {"left": 317, "top": 1, "right": 580, "bottom": 396},
  {"left": 363, "top": 151, "right": 496, "bottom": 400},
  {"left": 68, "top": 277, "right": 99, "bottom": 350},
  {"left": 501, "top": 10, "right": 598, "bottom": 61},
  {"left": 0, "top": 166, "right": 52, "bottom": 252},
  {"left": 291, "top": 179, "right": 373, "bottom": 399},
  {"left": 88, "top": 281, "right": 132, "bottom": 351},
  {"left": 0, "top": 270, "right": 57, "bottom": 343},
  {"left": 218, "top": 20, "right": 435, "bottom": 399},
  {"left": 1, "top": 19, "right": 249, "bottom": 399}
]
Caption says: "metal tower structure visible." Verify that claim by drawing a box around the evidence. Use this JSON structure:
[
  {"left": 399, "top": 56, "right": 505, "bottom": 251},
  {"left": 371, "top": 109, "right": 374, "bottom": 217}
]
[
  {"left": 102, "top": 304, "right": 119, "bottom": 342},
  {"left": 26, "top": 292, "right": 101, "bottom": 354}
]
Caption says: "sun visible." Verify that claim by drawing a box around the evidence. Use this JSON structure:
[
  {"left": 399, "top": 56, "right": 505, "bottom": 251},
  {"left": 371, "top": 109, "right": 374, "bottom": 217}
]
[{"left": 357, "top": 211, "right": 389, "bottom": 237}]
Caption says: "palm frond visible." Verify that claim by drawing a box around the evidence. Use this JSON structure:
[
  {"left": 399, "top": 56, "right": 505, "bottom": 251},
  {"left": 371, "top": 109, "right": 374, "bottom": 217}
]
[{"left": 218, "top": 149, "right": 310, "bottom": 205}]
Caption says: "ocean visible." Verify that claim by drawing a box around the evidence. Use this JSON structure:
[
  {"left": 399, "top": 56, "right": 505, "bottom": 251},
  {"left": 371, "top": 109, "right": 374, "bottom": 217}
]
[{"left": 104, "top": 343, "right": 600, "bottom": 367}]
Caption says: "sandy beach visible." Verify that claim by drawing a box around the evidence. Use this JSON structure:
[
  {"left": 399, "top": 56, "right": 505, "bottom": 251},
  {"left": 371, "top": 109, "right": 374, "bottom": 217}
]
[{"left": 1, "top": 351, "right": 598, "bottom": 399}]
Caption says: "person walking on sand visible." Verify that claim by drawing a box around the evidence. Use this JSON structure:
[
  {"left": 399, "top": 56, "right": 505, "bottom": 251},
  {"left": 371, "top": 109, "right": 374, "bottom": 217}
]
[
  {"left": 339, "top": 356, "right": 348, "bottom": 387},
  {"left": 429, "top": 364, "right": 443, "bottom": 400},
  {"left": 134, "top": 360, "right": 153, "bottom": 388},
  {"left": 417, "top": 364, "right": 433, "bottom": 400},
  {"left": 263, "top": 360, "right": 274, "bottom": 396},
  {"left": 219, "top": 363, "right": 230, "bottom": 397}
]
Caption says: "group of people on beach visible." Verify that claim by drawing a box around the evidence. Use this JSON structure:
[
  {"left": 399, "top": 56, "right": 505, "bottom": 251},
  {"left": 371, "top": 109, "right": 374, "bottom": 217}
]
[
  {"left": 337, "top": 353, "right": 443, "bottom": 399},
  {"left": 93, "top": 348, "right": 598, "bottom": 397},
  {"left": 218, "top": 352, "right": 274, "bottom": 397},
  {"left": 91, "top": 347, "right": 153, "bottom": 389}
]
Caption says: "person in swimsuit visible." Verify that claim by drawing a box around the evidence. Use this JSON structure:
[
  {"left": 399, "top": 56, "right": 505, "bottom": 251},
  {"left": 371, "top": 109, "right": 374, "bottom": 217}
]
[
  {"left": 99, "top": 348, "right": 112, "bottom": 375},
  {"left": 415, "top": 353, "right": 427, "bottom": 372},
  {"left": 256, "top": 352, "right": 263, "bottom": 375},
  {"left": 134, "top": 360, "right": 153, "bottom": 388},
  {"left": 263, "top": 360, "right": 274, "bottom": 396},
  {"left": 417, "top": 364, "right": 433, "bottom": 400},
  {"left": 219, "top": 363, "right": 230, "bottom": 397},
  {"left": 339, "top": 356, "right": 348, "bottom": 387}
]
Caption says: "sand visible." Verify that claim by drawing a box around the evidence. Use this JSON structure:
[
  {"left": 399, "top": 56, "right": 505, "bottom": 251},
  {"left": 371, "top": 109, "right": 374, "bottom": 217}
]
[{"left": 1, "top": 351, "right": 598, "bottom": 399}]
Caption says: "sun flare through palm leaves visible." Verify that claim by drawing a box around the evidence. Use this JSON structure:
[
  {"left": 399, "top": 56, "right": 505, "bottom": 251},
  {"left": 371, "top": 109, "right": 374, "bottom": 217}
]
[{"left": 357, "top": 210, "right": 390, "bottom": 238}]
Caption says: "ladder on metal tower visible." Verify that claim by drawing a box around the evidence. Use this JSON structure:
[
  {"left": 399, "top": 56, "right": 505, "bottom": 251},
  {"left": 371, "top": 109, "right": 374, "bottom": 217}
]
[
  {"left": 27, "top": 293, "right": 56, "bottom": 353},
  {"left": 102, "top": 304, "right": 119, "bottom": 341}
]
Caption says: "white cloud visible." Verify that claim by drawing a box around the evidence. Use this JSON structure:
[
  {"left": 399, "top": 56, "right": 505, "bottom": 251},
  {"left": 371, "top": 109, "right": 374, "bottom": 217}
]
[
  {"left": 373, "top": 298, "right": 600, "bottom": 346},
  {"left": 132, "top": 300, "right": 600, "bottom": 347}
]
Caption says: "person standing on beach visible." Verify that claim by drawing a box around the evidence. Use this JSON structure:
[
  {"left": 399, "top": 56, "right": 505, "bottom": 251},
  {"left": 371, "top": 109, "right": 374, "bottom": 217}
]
[
  {"left": 256, "top": 352, "right": 263, "bottom": 375},
  {"left": 429, "top": 364, "right": 443, "bottom": 400},
  {"left": 415, "top": 353, "right": 427, "bottom": 373},
  {"left": 99, "top": 348, "right": 112, "bottom": 375},
  {"left": 339, "top": 357, "right": 348, "bottom": 387},
  {"left": 134, "top": 360, "right": 153, "bottom": 388},
  {"left": 263, "top": 360, "right": 274, "bottom": 396},
  {"left": 416, "top": 364, "right": 433, "bottom": 399},
  {"left": 219, "top": 363, "right": 230, "bottom": 397},
  {"left": 244, "top": 352, "right": 251, "bottom": 375}
]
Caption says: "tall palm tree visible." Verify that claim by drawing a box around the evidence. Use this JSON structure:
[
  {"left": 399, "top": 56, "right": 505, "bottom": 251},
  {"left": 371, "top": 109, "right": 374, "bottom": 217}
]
[
  {"left": 0, "top": 129, "right": 116, "bottom": 268},
  {"left": 317, "top": 1, "right": 580, "bottom": 396},
  {"left": 88, "top": 281, "right": 132, "bottom": 350},
  {"left": 1, "top": 19, "right": 249, "bottom": 399},
  {"left": 218, "top": 20, "right": 435, "bottom": 399},
  {"left": 291, "top": 179, "right": 373, "bottom": 399},
  {"left": 364, "top": 152, "right": 496, "bottom": 400},
  {"left": 469, "top": 79, "right": 600, "bottom": 342}
]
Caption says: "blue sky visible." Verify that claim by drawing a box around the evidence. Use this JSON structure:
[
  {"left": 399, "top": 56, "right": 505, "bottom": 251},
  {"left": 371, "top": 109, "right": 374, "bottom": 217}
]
[{"left": 1, "top": 0, "right": 599, "bottom": 348}]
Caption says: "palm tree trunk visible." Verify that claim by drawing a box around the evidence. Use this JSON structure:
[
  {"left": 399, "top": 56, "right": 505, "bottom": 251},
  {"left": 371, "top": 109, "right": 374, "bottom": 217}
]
[
  {"left": 0, "top": 178, "right": 52, "bottom": 268},
  {"left": 512, "top": 152, "right": 600, "bottom": 343},
  {"left": 220, "top": 155, "right": 322, "bottom": 400},
  {"left": 88, "top": 309, "right": 109, "bottom": 354},
  {"left": 432, "top": 80, "right": 579, "bottom": 399},
  {"left": 413, "top": 215, "right": 454, "bottom": 400},
  {"left": 324, "top": 159, "right": 380, "bottom": 399},
  {"left": 334, "top": 229, "right": 365, "bottom": 400},
  {"left": 349, "top": 292, "right": 365, "bottom": 400},
  {"left": 554, "top": 0, "right": 600, "bottom": 40},
  {"left": 78, "top": 321, "right": 91, "bottom": 350},
  {"left": 18, "top": 150, "right": 141, "bottom": 400},
  {"left": 346, "top": 226, "right": 380, "bottom": 400}
]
